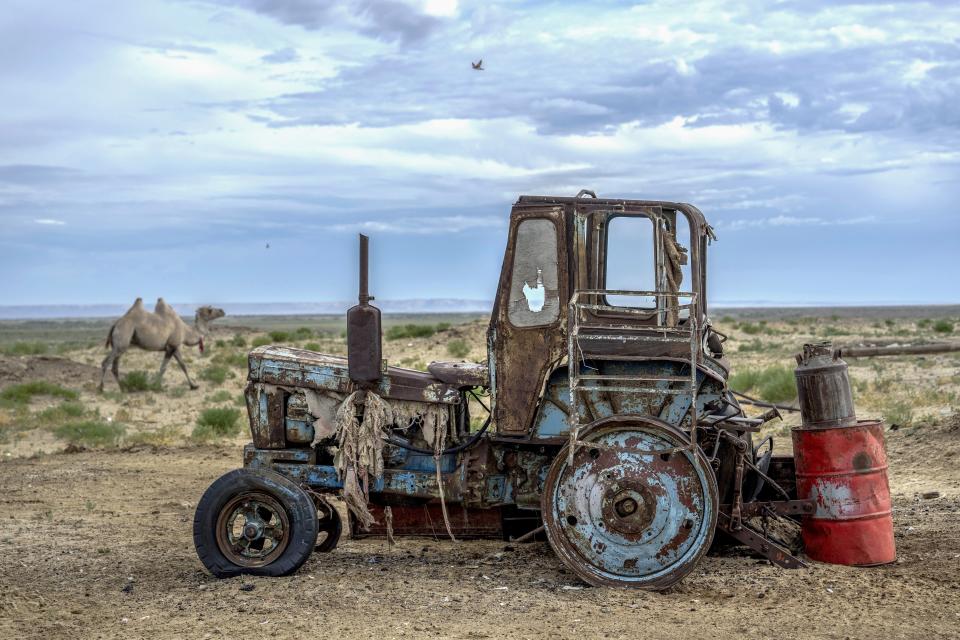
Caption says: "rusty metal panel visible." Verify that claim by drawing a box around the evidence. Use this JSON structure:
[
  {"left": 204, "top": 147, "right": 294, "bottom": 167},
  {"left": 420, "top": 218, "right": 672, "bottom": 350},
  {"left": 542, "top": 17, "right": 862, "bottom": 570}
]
[
  {"left": 265, "top": 387, "right": 287, "bottom": 448},
  {"left": 489, "top": 204, "right": 569, "bottom": 435},
  {"left": 249, "top": 346, "right": 460, "bottom": 405},
  {"left": 354, "top": 504, "right": 502, "bottom": 539}
]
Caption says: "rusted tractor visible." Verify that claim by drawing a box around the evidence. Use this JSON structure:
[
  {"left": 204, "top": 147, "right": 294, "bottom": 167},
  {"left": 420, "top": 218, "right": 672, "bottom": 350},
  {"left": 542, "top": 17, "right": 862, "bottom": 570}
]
[{"left": 194, "top": 192, "right": 812, "bottom": 589}]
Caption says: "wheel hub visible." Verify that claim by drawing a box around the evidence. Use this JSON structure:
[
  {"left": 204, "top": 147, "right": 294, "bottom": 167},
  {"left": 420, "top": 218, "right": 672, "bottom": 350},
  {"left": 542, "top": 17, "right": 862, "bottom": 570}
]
[
  {"left": 215, "top": 492, "right": 290, "bottom": 568},
  {"left": 603, "top": 484, "right": 655, "bottom": 535}
]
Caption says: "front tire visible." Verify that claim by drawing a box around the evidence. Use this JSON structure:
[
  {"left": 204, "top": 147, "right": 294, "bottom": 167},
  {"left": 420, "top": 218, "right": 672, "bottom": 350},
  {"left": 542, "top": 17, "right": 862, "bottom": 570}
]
[{"left": 194, "top": 468, "right": 318, "bottom": 578}]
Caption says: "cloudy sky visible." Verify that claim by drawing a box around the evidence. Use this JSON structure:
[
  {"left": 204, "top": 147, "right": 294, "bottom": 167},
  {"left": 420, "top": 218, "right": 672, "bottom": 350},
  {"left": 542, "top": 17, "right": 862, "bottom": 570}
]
[{"left": 2, "top": 0, "right": 958, "bottom": 309}]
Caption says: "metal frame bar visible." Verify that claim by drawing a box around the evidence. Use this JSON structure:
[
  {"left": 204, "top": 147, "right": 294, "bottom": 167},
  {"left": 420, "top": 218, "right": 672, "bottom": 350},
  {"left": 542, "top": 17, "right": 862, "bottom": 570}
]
[{"left": 566, "top": 289, "right": 701, "bottom": 463}]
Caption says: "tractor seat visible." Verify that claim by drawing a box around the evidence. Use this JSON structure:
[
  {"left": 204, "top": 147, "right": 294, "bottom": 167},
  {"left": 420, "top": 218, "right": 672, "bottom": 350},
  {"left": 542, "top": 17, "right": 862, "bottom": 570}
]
[{"left": 427, "top": 361, "right": 489, "bottom": 388}]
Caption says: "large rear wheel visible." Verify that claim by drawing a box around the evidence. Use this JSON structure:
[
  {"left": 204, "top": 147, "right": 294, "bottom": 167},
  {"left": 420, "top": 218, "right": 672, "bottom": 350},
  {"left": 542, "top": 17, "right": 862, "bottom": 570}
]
[
  {"left": 542, "top": 416, "right": 718, "bottom": 589},
  {"left": 194, "top": 468, "right": 318, "bottom": 577}
]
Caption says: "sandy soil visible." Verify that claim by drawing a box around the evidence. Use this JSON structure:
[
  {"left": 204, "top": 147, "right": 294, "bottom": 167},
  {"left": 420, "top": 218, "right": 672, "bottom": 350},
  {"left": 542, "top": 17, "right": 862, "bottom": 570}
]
[
  {"left": 0, "top": 419, "right": 958, "bottom": 640},
  {"left": 1, "top": 315, "right": 959, "bottom": 638}
]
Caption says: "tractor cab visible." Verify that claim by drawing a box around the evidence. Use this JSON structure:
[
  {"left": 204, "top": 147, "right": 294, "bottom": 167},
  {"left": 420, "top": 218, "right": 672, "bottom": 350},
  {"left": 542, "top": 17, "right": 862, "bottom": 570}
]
[{"left": 489, "top": 192, "right": 727, "bottom": 439}]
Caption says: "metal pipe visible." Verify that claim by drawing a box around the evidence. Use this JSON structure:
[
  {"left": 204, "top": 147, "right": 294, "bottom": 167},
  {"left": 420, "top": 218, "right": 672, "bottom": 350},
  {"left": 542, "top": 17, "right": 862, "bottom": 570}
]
[
  {"left": 359, "top": 233, "right": 370, "bottom": 304},
  {"left": 838, "top": 343, "right": 960, "bottom": 358},
  {"left": 510, "top": 525, "right": 545, "bottom": 543}
]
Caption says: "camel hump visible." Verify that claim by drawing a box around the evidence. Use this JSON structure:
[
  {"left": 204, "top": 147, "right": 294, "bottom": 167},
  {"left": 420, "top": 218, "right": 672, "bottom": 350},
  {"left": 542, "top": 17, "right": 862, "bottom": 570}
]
[
  {"left": 155, "top": 297, "right": 174, "bottom": 315},
  {"left": 120, "top": 297, "right": 144, "bottom": 318}
]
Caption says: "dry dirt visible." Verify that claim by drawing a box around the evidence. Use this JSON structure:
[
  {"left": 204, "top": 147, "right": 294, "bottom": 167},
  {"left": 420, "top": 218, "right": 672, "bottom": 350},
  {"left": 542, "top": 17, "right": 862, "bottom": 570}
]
[
  {"left": 1, "top": 423, "right": 959, "bottom": 640},
  {"left": 1, "top": 316, "right": 959, "bottom": 638}
]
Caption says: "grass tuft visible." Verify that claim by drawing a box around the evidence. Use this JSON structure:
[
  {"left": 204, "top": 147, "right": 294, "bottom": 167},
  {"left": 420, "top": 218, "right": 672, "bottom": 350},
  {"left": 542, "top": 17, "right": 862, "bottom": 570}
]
[
  {"left": 34, "top": 401, "right": 87, "bottom": 426},
  {"left": 933, "top": 319, "right": 954, "bottom": 334},
  {"left": 386, "top": 324, "right": 437, "bottom": 340},
  {"left": 738, "top": 322, "right": 762, "bottom": 335},
  {"left": 0, "top": 381, "right": 78, "bottom": 407},
  {"left": 882, "top": 399, "right": 915, "bottom": 428},
  {"left": 200, "top": 365, "right": 229, "bottom": 385},
  {"left": 54, "top": 420, "right": 126, "bottom": 447},
  {"left": 120, "top": 371, "right": 161, "bottom": 392},
  {"left": 729, "top": 365, "right": 796, "bottom": 403},
  {"left": 193, "top": 407, "right": 241, "bottom": 440},
  {"left": 251, "top": 335, "right": 271, "bottom": 348},
  {"left": 1, "top": 341, "right": 50, "bottom": 356},
  {"left": 446, "top": 339, "right": 470, "bottom": 359}
]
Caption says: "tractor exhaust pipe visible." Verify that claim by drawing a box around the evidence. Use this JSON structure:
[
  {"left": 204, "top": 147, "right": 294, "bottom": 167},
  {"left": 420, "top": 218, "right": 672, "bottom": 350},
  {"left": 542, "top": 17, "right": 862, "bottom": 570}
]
[{"left": 347, "top": 234, "right": 382, "bottom": 383}]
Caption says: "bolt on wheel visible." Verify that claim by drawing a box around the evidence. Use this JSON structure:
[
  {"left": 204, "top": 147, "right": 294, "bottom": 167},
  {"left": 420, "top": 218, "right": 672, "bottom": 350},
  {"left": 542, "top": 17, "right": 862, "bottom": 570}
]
[{"left": 542, "top": 416, "right": 718, "bottom": 589}]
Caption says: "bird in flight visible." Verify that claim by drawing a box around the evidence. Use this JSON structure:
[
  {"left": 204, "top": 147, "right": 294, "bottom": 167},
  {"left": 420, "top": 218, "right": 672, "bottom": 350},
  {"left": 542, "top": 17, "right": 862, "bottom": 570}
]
[
  {"left": 265, "top": 243, "right": 271, "bottom": 249},
  {"left": 471, "top": 59, "right": 484, "bottom": 71}
]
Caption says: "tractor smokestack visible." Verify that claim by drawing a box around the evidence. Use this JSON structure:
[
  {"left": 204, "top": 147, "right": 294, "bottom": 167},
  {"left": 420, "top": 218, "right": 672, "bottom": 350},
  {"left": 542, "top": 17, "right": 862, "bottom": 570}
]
[
  {"left": 347, "top": 234, "right": 382, "bottom": 383},
  {"left": 359, "top": 233, "right": 370, "bottom": 305}
]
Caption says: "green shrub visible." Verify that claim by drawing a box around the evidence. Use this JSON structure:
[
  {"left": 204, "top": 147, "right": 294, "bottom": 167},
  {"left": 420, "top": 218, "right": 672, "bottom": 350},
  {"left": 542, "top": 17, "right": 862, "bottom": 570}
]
[
  {"left": 884, "top": 319, "right": 895, "bottom": 327},
  {"left": 0, "top": 381, "right": 78, "bottom": 406},
  {"left": 2, "top": 341, "right": 49, "bottom": 356},
  {"left": 251, "top": 335, "right": 271, "bottom": 348},
  {"left": 882, "top": 399, "right": 914, "bottom": 427},
  {"left": 230, "top": 334, "right": 247, "bottom": 348},
  {"left": 54, "top": 420, "right": 126, "bottom": 447},
  {"left": 269, "top": 331, "right": 291, "bottom": 342},
  {"left": 120, "top": 371, "right": 160, "bottom": 392},
  {"left": 719, "top": 316, "right": 735, "bottom": 324},
  {"left": 435, "top": 323, "right": 451, "bottom": 332},
  {"left": 304, "top": 342, "right": 322, "bottom": 351},
  {"left": 201, "top": 365, "right": 228, "bottom": 385},
  {"left": 447, "top": 339, "right": 470, "bottom": 359},
  {"left": 728, "top": 365, "right": 796, "bottom": 403},
  {"left": 755, "top": 366, "right": 796, "bottom": 403},
  {"left": 739, "top": 323, "right": 762, "bottom": 335},
  {"left": 214, "top": 339, "right": 227, "bottom": 349},
  {"left": 933, "top": 320, "right": 954, "bottom": 334},
  {"left": 293, "top": 327, "right": 314, "bottom": 340},
  {"left": 206, "top": 390, "right": 233, "bottom": 403},
  {"left": 212, "top": 350, "right": 247, "bottom": 368},
  {"left": 35, "top": 401, "right": 87, "bottom": 425},
  {"left": 386, "top": 324, "right": 438, "bottom": 341},
  {"left": 916, "top": 318, "right": 932, "bottom": 329},
  {"left": 728, "top": 369, "right": 762, "bottom": 393},
  {"left": 193, "top": 407, "right": 241, "bottom": 440},
  {"left": 736, "top": 339, "right": 765, "bottom": 353}
]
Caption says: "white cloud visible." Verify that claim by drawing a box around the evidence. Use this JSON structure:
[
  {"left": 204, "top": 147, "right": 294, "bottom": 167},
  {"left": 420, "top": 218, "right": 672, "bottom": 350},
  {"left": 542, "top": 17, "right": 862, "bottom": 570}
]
[
  {"left": 720, "top": 215, "right": 877, "bottom": 230},
  {"left": 330, "top": 215, "right": 505, "bottom": 234},
  {"left": 34, "top": 218, "right": 66, "bottom": 225}
]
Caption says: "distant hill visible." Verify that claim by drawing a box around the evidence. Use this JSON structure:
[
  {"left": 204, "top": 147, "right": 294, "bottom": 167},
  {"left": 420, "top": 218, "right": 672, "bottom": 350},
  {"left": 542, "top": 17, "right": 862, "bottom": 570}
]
[{"left": 0, "top": 299, "right": 494, "bottom": 320}]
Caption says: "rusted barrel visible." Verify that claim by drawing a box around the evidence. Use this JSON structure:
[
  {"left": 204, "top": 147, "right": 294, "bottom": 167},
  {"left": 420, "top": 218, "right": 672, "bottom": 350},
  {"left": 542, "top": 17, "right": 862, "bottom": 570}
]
[{"left": 792, "top": 419, "right": 896, "bottom": 565}]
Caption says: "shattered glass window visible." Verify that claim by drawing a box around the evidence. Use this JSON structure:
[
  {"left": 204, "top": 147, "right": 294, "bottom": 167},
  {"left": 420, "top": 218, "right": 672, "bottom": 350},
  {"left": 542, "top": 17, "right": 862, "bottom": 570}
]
[{"left": 509, "top": 218, "right": 560, "bottom": 327}]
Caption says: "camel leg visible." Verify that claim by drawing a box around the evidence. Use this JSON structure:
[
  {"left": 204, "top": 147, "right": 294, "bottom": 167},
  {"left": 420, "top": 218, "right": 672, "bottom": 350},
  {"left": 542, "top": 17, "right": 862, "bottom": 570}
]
[
  {"left": 157, "top": 347, "right": 174, "bottom": 386},
  {"left": 111, "top": 352, "right": 122, "bottom": 388},
  {"left": 99, "top": 350, "right": 115, "bottom": 392},
  {"left": 172, "top": 348, "right": 199, "bottom": 390}
]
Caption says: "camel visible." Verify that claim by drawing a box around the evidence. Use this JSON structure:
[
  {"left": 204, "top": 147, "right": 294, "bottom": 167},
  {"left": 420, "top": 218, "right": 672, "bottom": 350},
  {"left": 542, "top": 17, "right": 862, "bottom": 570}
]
[{"left": 99, "top": 298, "right": 225, "bottom": 391}]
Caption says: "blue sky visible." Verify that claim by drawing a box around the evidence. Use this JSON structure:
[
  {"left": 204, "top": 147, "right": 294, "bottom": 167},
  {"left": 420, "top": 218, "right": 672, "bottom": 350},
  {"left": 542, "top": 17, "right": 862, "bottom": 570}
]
[{"left": 1, "top": 0, "right": 958, "bottom": 308}]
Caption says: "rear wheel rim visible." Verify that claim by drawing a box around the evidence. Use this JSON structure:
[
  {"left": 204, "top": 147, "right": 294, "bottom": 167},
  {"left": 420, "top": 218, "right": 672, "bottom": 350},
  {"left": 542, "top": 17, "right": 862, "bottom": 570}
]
[
  {"left": 215, "top": 492, "right": 290, "bottom": 568},
  {"left": 543, "top": 419, "right": 717, "bottom": 589}
]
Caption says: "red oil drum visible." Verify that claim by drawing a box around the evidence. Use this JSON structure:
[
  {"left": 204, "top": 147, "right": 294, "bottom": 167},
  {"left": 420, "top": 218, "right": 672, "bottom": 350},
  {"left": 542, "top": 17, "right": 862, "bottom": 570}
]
[{"left": 792, "top": 420, "right": 896, "bottom": 566}]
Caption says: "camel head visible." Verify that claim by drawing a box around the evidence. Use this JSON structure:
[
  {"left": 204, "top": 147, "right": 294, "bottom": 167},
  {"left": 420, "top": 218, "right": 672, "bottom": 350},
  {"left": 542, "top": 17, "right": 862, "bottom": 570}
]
[{"left": 195, "top": 306, "right": 225, "bottom": 328}]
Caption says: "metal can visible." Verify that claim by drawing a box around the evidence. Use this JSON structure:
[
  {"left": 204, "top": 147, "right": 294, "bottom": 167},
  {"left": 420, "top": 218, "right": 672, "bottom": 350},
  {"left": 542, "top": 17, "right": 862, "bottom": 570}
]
[
  {"left": 792, "top": 419, "right": 896, "bottom": 566},
  {"left": 794, "top": 342, "right": 856, "bottom": 428}
]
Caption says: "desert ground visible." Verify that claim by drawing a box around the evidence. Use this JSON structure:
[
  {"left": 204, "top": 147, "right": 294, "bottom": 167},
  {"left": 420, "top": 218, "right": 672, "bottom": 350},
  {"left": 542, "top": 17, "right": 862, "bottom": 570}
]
[{"left": 1, "top": 308, "right": 959, "bottom": 639}]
